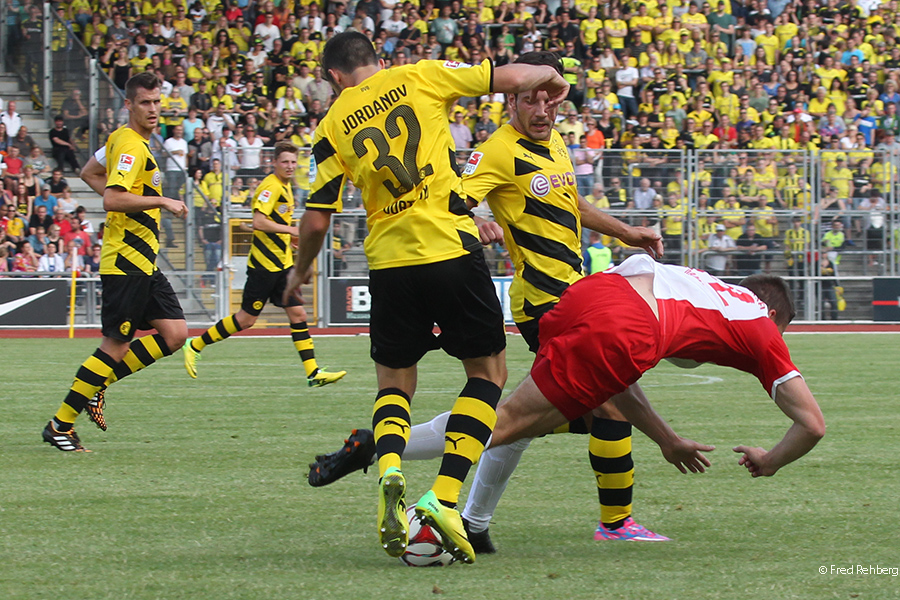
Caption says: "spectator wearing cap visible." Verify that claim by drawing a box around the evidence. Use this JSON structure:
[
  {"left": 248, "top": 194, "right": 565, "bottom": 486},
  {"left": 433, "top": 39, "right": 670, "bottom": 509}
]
[
  {"left": 130, "top": 45, "right": 153, "bottom": 73},
  {"left": 705, "top": 223, "right": 736, "bottom": 276}
]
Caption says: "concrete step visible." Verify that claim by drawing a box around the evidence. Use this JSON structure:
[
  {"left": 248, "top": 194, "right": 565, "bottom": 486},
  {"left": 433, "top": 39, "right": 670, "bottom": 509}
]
[{"left": 0, "top": 80, "right": 23, "bottom": 93}]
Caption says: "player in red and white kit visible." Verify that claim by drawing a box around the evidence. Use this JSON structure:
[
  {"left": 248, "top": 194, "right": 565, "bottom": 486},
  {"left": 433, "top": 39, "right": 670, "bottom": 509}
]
[{"left": 490, "top": 254, "right": 825, "bottom": 479}]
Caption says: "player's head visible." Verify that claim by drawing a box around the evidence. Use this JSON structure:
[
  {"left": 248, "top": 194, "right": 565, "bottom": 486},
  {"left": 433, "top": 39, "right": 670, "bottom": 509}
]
[
  {"left": 508, "top": 51, "right": 564, "bottom": 141},
  {"left": 124, "top": 72, "right": 162, "bottom": 134},
  {"left": 740, "top": 274, "right": 796, "bottom": 332},
  {"left": 273, "top": 140, "right": 298, "bottom": 182},
  {"left": 321, "top": 31, "right": 381, "bottom": 93}
]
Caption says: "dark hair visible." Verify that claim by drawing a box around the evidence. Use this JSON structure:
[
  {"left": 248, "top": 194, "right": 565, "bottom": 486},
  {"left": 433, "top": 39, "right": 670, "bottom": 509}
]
[
  {"left": 125, "top": 71, "right": 161, "bottom": 101},
  {"left": 274, "top": 140, "right": 299, "bottom": 160},
  {"left": 321, "top": 31, "right": 378, "bottom": 85},
  {"left": 740, "top": 274, "right": 796, "bottom": 328},
  {"left": 514, "top": 51, "right": 564, "bottom": 77}
]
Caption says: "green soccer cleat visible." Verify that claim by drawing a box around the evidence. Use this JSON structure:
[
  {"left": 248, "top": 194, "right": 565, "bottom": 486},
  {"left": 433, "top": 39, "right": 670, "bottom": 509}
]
[
  {"left": 183, "top": 340, "right": 201, "bottom": 379},
  {"left": 377, "top": 466, "right": 408, "bottom": 557},
  {"left": 308, "top": 368, "right": 347, "bottom": 388},
  {"left": 415, "top": 490, "right": 475, "bottom": 564}
]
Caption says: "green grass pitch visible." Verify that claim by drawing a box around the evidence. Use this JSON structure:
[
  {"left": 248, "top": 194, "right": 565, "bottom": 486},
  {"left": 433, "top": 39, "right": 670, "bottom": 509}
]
[{"left": 2, "top": 333, "right": 898, "bottom": 599}]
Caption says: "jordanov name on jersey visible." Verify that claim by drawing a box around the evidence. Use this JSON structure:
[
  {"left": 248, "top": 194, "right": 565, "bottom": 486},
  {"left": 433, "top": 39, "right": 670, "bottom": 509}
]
[{"left": 341, "top": 85, "right": 408, "bottom": 134}]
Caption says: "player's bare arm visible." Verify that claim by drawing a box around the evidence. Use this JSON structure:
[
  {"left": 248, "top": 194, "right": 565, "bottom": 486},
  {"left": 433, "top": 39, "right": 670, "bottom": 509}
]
[
  {"left": 608, "top": 387, "right": 715, "bottom": 474},
  {"left": 578, "top": 195, "right": 664, "bottom": 258},
  {"left": 80, "top": 155, "right": 107, "bottom": 196},
  {"left": 733, "top": 377, "right": 825, "bottom": 477},
  {"left": 493, "top": 63, "right": 570, "bottom": 106},
  {"left": 104, "top": 187, "right": 188, "bottom": 217},
  {"left": 283, "top": 209, "right": 331, "bottom": 305},
  {"left": 252, "top": 210, "right": 300, "bottom": 237}
]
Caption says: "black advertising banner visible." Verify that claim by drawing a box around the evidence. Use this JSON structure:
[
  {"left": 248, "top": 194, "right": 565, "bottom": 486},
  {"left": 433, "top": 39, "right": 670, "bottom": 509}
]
[
  {"left": 873, "top": 278, "right": 900, "bottom": 322},
  {"left": 329, "top": 278, "right": 372, "bottom": 325},
  {"left": 0, "top": 279, "right": 69, "bottom": 326}
]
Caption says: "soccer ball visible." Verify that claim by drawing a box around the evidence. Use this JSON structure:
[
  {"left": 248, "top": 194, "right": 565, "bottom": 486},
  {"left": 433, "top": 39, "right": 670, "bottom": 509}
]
[{"left": 398, "top": 506, "right": 456, "bottom": 567}]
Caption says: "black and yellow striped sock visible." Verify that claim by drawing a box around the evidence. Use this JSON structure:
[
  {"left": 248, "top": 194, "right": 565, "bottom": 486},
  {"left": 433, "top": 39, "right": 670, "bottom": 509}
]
[
  {"left": 432, "top": 378, "right": 502, "bottom": 508},
  {"left": 372, "top": 388, "right": 412, "bottom": 478},
  {"left": 53, "top": 348, "right": 118, "bottom": 430},
  {"left": 190, "top": 315, "right": 243, "bottom": 352},
  {"left": 590, "top": 418, "right": 634, "bottom": 529},
  {"left": 105, "top": 334, "right": 173, "bottom": 386},
  {"left": 291, "top": 321, "right": 319, "bottom": 377},
  {"left": 551, "top": 415, "right": 590, "bottom": 435}
]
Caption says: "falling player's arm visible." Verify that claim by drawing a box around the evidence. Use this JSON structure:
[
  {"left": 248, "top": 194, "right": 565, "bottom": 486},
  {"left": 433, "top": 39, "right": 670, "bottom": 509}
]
[
  {"left": 578, "top": 195, "right": 664, "bottom": 258},
  {"left": 733, "top": 377, "right": 825, "bottom": 477},
  {"left": 609, "top": 385, "right": 715, "bottom": 474}
]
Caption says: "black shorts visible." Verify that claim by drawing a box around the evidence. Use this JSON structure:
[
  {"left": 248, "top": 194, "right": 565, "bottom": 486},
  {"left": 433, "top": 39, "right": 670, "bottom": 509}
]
[
  {"left": 241, "top": 267, "right": 302, "bottom": 316},
  {"left": 101, "top": 271, "right": 185, "bottom": 341},
  {"left": 516, "top": 318, "right": 541, "bottom": 354},
  {"left": 368, "top": 250, "right": 507, "bottom": 369}
]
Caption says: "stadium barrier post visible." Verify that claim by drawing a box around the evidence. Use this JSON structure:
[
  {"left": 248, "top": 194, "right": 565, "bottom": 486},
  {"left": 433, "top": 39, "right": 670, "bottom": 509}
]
[
  {"left": 42, "top": 2, "right": 52, "bottom": 122},
  {"left": 68, "top": 270, "right": 77, "bottom": 338}
]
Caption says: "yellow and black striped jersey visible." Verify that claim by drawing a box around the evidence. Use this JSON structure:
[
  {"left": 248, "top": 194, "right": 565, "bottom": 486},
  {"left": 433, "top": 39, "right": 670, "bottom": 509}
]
[
  {"left": 250, "top": 173, "right": 295, "bottom": 272},
  {"left": 463, "top": 124, "right": 582, "bottom": 323},
  {"left": 306, "top": 59, "right": 494, "bottom": 270},
  {"left": 101, "top": 126, "right": 163, "bottom": 276}
]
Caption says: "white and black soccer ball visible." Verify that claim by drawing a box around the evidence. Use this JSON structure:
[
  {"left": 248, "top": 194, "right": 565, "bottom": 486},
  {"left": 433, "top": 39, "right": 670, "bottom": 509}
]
[{"left": 398, "top": 506, "right": 456, "bottom": 567}]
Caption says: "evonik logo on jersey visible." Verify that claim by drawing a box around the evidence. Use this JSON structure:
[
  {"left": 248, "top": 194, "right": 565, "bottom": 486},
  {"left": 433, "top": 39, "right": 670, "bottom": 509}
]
[{"left": 529, "top": 171, "right": 575, "bottom": 196}]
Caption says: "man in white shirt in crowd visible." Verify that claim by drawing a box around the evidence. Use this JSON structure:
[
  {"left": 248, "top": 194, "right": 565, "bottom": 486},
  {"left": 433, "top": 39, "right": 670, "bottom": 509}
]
[
  {"left": 705, "top": 223, "right": 737, "bottom": 275},
  {"left": 237, "top": 125, "right": 264, "bottom": 175},
  {"left": 1, "top": 100, "right": 22, "bottom": 136}
]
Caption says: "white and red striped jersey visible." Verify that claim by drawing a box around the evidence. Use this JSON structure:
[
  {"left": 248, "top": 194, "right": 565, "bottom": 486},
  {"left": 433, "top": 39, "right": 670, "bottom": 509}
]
[{"left": 607, "top": 254, "right": 801, "bottom": 398}]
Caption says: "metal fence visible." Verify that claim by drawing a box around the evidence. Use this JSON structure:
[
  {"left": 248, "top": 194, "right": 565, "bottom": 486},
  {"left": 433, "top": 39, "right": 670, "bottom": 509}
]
[{"left": 3, "top": 7, "right": 897, "bottom": 323}]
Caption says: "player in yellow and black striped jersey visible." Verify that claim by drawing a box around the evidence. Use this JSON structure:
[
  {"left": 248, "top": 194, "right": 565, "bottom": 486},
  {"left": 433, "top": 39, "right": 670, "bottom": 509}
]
[
  {"left": 43, "top": 72, "right": 189, "bottom": 452},
  {"left": 284, "top": 32, "right": 569, "bottom": 564},
  {"left": 182, "top": 141, "right": 345, "bottom": 388},
  {"left": 452, "top": 52, "right": 670, "bottom": 548}
]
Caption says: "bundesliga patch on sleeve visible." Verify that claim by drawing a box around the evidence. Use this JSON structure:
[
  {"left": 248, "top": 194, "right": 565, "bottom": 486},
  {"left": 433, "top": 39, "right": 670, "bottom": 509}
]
[
  {"left": 444, "top": 60, "right": 473, "bottom": 69},
  {"left": 117, "top": 153, "right": 135, "bottom": 172},
  {"left": 463, "top": 151, "right": 483, "bottom": 175},
  {"left": 258, "top": 190, "right": 273, "bottom": 204}
]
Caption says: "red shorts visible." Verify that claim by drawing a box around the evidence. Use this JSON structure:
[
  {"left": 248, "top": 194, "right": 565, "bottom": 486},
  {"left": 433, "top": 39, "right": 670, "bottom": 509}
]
[{"left": 530, "top": 273, "right": 661, "bottom": 421}]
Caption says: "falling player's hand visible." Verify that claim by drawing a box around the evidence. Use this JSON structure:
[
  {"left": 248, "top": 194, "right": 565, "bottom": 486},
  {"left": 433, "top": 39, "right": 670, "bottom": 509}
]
[
  {"left": 164, "top": 198, "right": 188, "bottom": 218},
  {"left": 733, "top": 445, "right": 776, "bottom": 477},
  {"left": 661, "top": 436, "right": 715, "bottom": 474},
  {"left": 621, "top": 225, "right": 665, "bottom": 259}
]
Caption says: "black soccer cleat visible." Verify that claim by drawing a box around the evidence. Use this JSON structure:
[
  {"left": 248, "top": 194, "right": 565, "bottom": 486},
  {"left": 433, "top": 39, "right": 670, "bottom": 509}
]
[
  {"left": 463, "top": 518, "right": 497, "bottom": 555},
  {"left": 42, "top": 421, "right": 90, "bottom": 452},
  {"left": 307, "top": 428, "right": 376, "bottom": 487},
  {"left": 85, "top": 387, "right": 107, "bottom": 431}
]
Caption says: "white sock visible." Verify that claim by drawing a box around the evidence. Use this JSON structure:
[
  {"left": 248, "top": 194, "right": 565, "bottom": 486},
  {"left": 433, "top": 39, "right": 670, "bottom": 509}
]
[
  {"left": 460, "top": 437, "right": 532, "bottom": 533},
  {"left": 401, "top": 411, "right": 450, "bottom": 460}
]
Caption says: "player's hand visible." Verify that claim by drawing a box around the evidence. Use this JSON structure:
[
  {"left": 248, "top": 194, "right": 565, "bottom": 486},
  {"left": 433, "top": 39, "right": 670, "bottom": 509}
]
[
  {"left": 733, "top": 445, "right": 777, "bottom": 477},
  {"left": 661, "top": 437, "right": 715, "bottom": 474},
  {"left": 164, "top": 198, "right": 188, "bottom": 218},
  {"left": 476, "top": 219, "right": 504, "bottom": 246},
  {"left": 282, "top": 266, "right": 306, "bottom": 306},
  {"left": 621, "top": 225, "right": 664, "bottom": 259},
  {"left": 541, "top": 69, "right": 570, "bottom": 108}
]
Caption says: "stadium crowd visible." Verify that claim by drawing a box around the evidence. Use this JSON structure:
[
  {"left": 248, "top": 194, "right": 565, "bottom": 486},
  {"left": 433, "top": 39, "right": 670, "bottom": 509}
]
[{"left": 2, "top": 0, "right": 899, "bottom": 278}]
